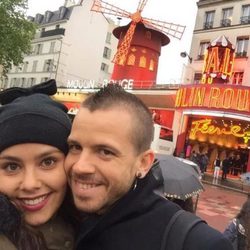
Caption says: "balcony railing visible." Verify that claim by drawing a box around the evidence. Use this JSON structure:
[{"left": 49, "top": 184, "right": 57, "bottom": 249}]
[
  {"left": 240, "top": 16, "right": 250, "bottom": 24},
  {"left": 203, "top": 21, "right": 213, "bottom": 29},
  {"left": 235, "top": 51, "right": 247, "bottom": 57},
  {"left": 221, "top": 18, "right": 231, "bottom": 27},
  {"left": 40, "top": 28, "right": 65, "bottom": 38}
]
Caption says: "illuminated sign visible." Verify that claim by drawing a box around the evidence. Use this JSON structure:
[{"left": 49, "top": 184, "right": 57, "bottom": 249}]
[
  {"left": 175, "top": 84, "right": 250, "bottom": 113},
  {"left": 190, "top": 119, "right": 250, "bottom": 144},
  {"left": 66, "top": 79, "right": 134, "bottom": 90},
  {"left": 201, "top": 36, "right": 235, "bottom": 84}
]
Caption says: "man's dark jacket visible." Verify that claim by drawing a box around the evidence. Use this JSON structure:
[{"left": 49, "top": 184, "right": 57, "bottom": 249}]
[{"left": 76, "top": 161, "right": 233, "bottom": 250}]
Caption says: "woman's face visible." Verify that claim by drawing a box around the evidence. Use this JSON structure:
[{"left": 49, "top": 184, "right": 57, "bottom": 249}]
[{"left": 0, "top": 143, "right": 67, "bottom": 226}]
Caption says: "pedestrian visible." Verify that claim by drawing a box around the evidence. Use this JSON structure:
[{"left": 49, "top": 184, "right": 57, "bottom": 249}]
[
  {"left": 0, "top": 80, "right": 76, "bottom": 249},
  {"left": 223, "top": 195, "right": 250, "bottom": 249},
  {"left": 65, "top": 84, "right": 233, "bottom": 250},
  {"left": 213, "top": 156, "right": 221, "bottom": 179},
  {"left": 200, "top": 153, "right": 209, "bottom": 175},
  {"left": 222, "top": 157, "right": 230, "bottom": 180},
  {"left": 233, "top": 155, "right": 242, "bottom": 176}
]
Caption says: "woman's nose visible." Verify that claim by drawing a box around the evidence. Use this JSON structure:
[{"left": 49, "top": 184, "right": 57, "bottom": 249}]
[{"left": 20, "top": 169, "right": 42, "bottom": 191}]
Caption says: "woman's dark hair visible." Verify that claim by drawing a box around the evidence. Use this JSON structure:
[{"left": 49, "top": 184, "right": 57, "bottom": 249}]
[
  {"left": 57, "top": 187, "right": 82, "bottom": 232},
  {"left": 0, "top": 194, "right": 48, "bottom": 250},
  {"left": 0, "top": 187, "right": 79, "bottom": 249}
]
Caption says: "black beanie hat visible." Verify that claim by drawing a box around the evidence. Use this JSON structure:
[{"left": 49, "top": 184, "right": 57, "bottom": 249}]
[{"left": 0, "top": 79, "right": 71, "bottom": 155}]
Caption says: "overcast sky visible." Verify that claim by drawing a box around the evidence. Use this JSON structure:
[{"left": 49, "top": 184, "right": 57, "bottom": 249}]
[{"left": 27, "top": 0, "right": 198, "bottom": 84}]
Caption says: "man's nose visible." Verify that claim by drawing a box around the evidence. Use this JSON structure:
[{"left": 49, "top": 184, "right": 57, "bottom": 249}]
[{"left": 72, "top": 150, "right": 96, "bottom": 174}]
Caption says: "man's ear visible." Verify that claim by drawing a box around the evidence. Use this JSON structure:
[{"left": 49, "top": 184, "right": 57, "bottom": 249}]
[{"left": 136, "top": 149, "right": 155, "bottom": 178}]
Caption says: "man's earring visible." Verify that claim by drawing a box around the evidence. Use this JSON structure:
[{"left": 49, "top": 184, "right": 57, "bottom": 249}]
[{"left": 136, "top": 172, "right": 142, "bottom": 179}]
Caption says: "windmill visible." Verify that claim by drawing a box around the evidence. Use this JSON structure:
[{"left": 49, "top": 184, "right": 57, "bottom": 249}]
[{"left": 91, "top": 0, "right": 186, "bottom": 87}]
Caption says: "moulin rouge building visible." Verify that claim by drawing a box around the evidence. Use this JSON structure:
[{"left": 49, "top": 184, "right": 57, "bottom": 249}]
[
  {"left": 54, "top": 0, "right": 250, "bottom": 174},
  {"left": 175, "top": 35, "right": 250, "bottom": 173}
]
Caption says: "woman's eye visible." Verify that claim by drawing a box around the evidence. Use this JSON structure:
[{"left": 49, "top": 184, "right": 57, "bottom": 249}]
[
  {"left": 41, "top": 158, "right": 56, "bottom": 168},
  {"left": 4, "top": 163, "right": 20, "bottom": 173}
]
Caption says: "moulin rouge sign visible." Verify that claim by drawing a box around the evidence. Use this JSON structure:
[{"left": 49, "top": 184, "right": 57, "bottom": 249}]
[
  {"left": 175, "top": 36, "right": 250, "bottom": 113},
  {"left": 175, "top": 84, "right": 250, "bottom": 113}
]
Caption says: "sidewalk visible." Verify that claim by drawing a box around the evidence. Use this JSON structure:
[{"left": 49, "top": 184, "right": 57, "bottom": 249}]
[{"left": 201, "top": 171, "right": 250, "bottom": 194}]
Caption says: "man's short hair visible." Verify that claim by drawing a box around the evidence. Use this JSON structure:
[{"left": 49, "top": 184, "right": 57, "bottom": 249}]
[{"left": 82, "top": 84, "right": 154, "bottom": 153}]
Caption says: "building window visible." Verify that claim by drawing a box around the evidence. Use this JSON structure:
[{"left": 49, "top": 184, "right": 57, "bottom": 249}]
[
  {"left": 139, "top": 56, "right": 146, "bottom": 68},
  {"left": 221, "top": 8, "right": 232, "bottom": 26},
  {"left": 103, "top": 47, "right": 111, "bottom": 59},
  {"left": 198, "top": 41, "right": 210, "bottom": 60},
  {"left": 34, "top": 44, "right": 43, "bottom": 55},
  {"left": 23, "top": 61, "right": 29, "bottom": 72},
  {"left": 127, "top": 54, "right": 135, "bottom": 66},
  {"left": 194, "top": 73, "right": 202, "bottom": 84},
  {"left": 32, "top": 60, "right": 38, "bottom": 72},
  {"left": 235, "top": 37, "right": 249, "bottom": 57},
  {"left": 41, "top": 77, "right": 49, "bottom": 82},
  {"left": 105, "top": 32, "right": 111, "bottom": 44},
  {"left": 44, "top": 59, "right": 53, "bottom": 72},
  {"left": 50, "top": 41, "right": 56, "bottom": 53},
  {"left": 204, "top": 11, "right": 215, "bottom": 29},
  {"left": 149, "top": 59, "right": 155, "bottom": 71},
  {"left": 241, "top": 5, "right": 250, "bottom": 24},
  {"left": 29, "top": 78, "right": 36, "bottom": 87},
  {"left": 232, "top": 72, "right": 243, "bottom": 85},
  {"left": 11, "top": 78, "right": 16, "bottom": 87},
  {"left": 101, "top": 63, "right": 109, "bottom": 72},
  {"left": 45, "top": 11, "right": 52, "bottom": 23},
  {"left": 20, "top": 78, "right": 26, "bottom": 87}
]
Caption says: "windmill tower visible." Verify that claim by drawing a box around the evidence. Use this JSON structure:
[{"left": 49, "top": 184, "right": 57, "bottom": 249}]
[{"left": 91, "top": 0, "right": 185, "bottom": 88}]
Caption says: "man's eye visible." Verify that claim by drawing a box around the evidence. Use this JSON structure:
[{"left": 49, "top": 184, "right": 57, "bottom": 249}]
[
  {"left": 68, "top": 144, "right": 81, "bottom": 152},
  {"left": 41, "top": 158, "right": 56, "bottom": 168},
  {"left": 100, "top": 149, "right": 114, "bottom": 157}
]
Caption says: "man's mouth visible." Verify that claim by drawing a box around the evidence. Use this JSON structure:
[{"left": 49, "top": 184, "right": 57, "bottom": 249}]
[{"left": 78, "top": 183, "right": 98, "bottom": 189}]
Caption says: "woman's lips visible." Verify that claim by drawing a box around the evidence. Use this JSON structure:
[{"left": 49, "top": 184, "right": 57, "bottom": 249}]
[{"left": 17, "top": 194, "right": 50, "bottom": 212}]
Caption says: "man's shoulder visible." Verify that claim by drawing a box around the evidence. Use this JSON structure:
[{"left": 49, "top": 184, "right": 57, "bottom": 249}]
[{"left": 184, "top": 220, "right": 233, "bottom": 250}]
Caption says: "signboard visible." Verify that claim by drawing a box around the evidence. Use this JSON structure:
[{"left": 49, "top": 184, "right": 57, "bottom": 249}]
[{"left": 175, "top": 84, "right": 250, "bottom": 113}]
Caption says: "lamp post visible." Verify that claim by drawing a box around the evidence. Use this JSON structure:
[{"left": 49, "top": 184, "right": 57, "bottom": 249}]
[
  {"left": 180, "top": 51, "right": 194, "bottom": 84},
  {"left": 180, "top": 51, "right": 192, "bottom": 63}
]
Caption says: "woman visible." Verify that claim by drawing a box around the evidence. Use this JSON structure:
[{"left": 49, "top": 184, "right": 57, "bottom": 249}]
[
  {"left": 223, "top": 195, "right": 250, "bottom": 250},
  {"left": 0, "top": 80, "right": 75, "bottom": 249}
]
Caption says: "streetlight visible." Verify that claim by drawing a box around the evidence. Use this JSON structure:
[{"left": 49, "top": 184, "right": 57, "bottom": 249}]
[
  {"left": 180, "top": 51, "right": 193, "bottom": 64},
  {"left": 180, "top": 52, "right": 194, "bottom": 84}
]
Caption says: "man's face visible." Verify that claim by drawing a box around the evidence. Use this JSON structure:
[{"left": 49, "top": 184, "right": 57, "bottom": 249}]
[{"left": 65, "top": 107, "right": 150, "bottom": 214}]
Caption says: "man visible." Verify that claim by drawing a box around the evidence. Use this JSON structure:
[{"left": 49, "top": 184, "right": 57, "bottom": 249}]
[
  {"left": 65, "top": 84, "right": 232, "bottom": 250},
  {"left": 222, "top": 157, "right": 230, "bottom": 180}
]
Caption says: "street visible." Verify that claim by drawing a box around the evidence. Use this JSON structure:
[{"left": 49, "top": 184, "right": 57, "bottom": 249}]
[{"left": 196, "top": 183, "right": 248, "bottom": 232}]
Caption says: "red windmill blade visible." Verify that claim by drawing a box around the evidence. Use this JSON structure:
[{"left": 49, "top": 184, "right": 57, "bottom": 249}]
[{"left": 91, "top": 0, "right": 186, "bottom": 65}]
